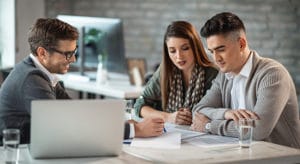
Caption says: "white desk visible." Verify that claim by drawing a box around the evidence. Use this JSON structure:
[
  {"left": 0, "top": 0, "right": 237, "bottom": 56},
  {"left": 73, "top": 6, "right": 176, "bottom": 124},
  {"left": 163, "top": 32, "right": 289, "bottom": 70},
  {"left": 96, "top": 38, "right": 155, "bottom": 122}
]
[
  {"left": 2, "top": 141, "right": 300, "bottom": 164},
  {"left": 0, "top": 145, "right": 150, "bottom": 164},
  {"left": 58, "top": 72, "right": 144, "bottom": 99},
  {"left": 123, "top": 141, "right": 300, "bottom": 164}
]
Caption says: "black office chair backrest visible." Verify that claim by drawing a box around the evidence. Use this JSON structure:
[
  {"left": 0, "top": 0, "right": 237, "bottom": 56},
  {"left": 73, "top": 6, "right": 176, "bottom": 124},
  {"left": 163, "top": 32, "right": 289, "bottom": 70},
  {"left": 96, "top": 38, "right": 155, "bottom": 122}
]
[{"left": 0, "top": 67, "right": 13, "bottom": 87}]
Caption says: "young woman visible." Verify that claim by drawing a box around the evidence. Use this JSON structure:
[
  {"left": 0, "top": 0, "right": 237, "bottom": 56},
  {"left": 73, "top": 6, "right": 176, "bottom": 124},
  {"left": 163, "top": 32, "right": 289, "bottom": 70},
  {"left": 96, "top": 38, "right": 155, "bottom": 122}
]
[{"left": 134, "top": 21, "right": 218, "bottom": 125}]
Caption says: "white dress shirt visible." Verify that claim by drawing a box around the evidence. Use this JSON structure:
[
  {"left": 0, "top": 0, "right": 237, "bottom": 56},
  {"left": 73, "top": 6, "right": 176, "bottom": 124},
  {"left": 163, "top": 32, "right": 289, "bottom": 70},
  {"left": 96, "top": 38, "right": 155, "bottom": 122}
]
[
  {"left": 129, "top": 123, "right": 135, "bottom": 138},
  {"left": 29, "top": 54, "right": 60, "bottom": 87},
  {"left": 226, "top": 53, "right": 253, "bottom": 109}
]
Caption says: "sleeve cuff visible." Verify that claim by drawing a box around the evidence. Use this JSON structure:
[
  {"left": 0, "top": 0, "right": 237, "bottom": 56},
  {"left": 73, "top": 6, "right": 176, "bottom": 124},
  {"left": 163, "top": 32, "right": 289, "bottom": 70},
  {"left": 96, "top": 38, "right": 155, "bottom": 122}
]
[
  {"left": 129, "top": 123, "right": 135, "bottom": 138},
  {"left": 210, "top": 120, "right": 223, "bottom": 135}
]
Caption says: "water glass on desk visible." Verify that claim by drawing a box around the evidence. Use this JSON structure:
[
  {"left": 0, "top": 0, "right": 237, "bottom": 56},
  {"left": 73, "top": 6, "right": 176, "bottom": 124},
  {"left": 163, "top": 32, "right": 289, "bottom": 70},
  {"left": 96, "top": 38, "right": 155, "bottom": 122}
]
[
  {"left": 238, "top": 118, "right": 254, "bottom": 148},
  {"left": 2, "top": 129, "right": 20, "bottom": 163}
]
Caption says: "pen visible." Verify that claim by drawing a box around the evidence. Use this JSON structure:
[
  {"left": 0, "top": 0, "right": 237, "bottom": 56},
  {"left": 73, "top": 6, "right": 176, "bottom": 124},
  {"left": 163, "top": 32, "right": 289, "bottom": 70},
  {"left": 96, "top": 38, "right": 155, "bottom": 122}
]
[
  {"left": 123, "top": 139, "right": 132, "bottom": 144},
  {"left": 123, "top": 140, "right": 132, "bottom": 144},
  {"left": 163, "top": 127, "right": 167, "bottom": 133}
]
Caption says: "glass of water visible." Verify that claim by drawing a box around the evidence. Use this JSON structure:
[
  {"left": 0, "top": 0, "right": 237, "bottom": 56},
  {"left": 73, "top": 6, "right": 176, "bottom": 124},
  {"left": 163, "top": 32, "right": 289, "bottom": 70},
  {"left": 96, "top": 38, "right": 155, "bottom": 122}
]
[
  {"left": 2, "top": 129, "right": 20, "bottom": 163},
  {"left": 238, "top": 118, "right": 254, "bottom": 148}
]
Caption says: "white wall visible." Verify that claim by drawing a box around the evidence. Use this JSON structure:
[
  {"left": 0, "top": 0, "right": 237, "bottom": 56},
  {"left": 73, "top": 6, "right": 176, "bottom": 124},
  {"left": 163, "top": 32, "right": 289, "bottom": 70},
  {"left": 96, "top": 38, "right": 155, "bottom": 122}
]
[
  {"left": 0, "top": 0, "right": 45, "bottom": 69},
  {"left": 15, "top": 0, "right": 45, "bottom": 64},
  {"left": 0, "top": 0, "right": 15, "bottom": 68}
]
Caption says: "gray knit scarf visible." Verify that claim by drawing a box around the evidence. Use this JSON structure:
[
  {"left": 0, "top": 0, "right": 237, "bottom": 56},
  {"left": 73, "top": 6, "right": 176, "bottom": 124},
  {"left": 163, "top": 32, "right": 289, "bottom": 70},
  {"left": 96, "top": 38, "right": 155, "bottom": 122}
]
[{"left": 167, "top": 64, "right": 205, "bottom": 112}]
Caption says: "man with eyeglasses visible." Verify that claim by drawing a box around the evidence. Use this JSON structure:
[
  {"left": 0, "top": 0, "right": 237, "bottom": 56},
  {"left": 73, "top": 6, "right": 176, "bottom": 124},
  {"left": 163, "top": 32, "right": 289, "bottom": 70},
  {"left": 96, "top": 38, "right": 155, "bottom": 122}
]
[
  {"left": 0, "top": 18, "right": 78, "bottom": 144},
  {"left": 0, "top": 18, "right": 163, "bottom": 144}
]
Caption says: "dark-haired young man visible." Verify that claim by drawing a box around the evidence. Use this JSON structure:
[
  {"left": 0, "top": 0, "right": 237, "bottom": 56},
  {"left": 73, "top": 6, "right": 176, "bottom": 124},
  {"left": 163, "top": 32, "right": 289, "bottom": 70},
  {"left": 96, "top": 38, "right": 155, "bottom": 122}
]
[{"left": 192, "top": 12, "right": 300, "bottom": 148}]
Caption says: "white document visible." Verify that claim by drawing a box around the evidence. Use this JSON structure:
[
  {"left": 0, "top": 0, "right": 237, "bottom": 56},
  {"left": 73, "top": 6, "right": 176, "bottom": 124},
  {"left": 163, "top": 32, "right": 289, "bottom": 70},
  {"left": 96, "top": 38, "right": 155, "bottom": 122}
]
[
  {"left": 185, "top": 134, "right": 239, "bottom": 147},
  {"left": 130, "top": 132, "right": 181, "bottom": 149},
  {"left": 164, "top": 123, "right": 205, "bottom": 140}
]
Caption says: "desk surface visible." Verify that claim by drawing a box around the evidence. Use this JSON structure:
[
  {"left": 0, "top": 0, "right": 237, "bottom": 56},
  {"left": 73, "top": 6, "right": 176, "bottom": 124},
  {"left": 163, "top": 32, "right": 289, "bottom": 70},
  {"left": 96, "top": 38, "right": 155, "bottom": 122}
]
[
  {"left": 58, "top": 72, "right": 144, "bottom": 99},
  {"left": 2, "top": 141, "right": 300, "bottom": 164},
  {"left": 123, "top": 141, "right": 300, "bottom": 164}
]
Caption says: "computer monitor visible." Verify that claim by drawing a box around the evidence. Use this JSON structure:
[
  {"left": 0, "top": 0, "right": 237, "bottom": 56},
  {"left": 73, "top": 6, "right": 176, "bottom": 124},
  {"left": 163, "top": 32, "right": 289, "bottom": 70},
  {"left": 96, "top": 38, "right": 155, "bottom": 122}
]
[{"left": 57, "top": 15, "right": 127, "bottom": 77}]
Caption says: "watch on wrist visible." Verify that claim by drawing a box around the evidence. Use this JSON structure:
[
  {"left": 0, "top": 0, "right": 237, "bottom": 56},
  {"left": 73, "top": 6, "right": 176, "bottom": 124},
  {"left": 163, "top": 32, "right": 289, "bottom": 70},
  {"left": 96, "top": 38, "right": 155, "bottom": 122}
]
[{"left": 205, "top": 122, "right": 211, "bottom": 133}]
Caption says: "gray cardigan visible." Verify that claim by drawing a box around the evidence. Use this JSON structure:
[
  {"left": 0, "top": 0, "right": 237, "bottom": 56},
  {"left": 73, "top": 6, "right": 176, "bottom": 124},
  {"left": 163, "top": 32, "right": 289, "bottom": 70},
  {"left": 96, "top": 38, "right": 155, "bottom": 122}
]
[{"left": 193, "top": 51, "right": 300, "bottom": 148}]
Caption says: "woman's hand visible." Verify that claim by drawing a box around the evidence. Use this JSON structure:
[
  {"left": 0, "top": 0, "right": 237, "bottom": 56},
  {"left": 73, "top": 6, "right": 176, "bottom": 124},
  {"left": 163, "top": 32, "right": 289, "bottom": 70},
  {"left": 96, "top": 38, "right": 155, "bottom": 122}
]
[{"left": 167, "top": 108, "right": 192, "bottom": 125}]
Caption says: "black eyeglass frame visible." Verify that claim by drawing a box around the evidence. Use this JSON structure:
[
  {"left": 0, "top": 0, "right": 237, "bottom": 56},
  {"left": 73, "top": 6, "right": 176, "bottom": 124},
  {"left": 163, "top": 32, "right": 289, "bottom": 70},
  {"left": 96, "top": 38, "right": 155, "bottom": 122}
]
[{"left": 47, "top": 46, "right": 78, "bottom": 60}]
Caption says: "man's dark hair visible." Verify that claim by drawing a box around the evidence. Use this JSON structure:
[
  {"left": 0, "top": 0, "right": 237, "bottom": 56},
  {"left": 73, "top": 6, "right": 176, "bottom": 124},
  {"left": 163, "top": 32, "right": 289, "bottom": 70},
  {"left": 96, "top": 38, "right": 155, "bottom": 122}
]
[
  {"left": 28, "top": 18, "right": 79, "bottom": 55},
  {"left": 200, "top": 12, "right": 246, "bottom": 38}
]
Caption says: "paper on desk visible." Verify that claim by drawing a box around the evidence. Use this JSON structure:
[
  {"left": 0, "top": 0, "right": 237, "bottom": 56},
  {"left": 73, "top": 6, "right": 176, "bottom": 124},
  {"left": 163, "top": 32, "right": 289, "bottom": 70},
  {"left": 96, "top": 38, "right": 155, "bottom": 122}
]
[
  {"left": 131, "top": 132, "right": 181, "bottom": 149},
  {"left": 164, "top": 123, "right": 205, "bottom": 140},
  {"left": 185, "top": 134, "right": 239, "bottom": 147}
]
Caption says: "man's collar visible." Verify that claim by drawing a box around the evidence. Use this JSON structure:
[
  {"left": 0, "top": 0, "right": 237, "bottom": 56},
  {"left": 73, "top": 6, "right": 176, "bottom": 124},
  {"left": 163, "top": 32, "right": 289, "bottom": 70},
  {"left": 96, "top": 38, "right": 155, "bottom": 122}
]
[
  {"left": 239, "top": 51, "right": 253, "bottom": 78},
  {"left": 29, "top": 54, "right": 60, "bottom": 87},
  {"left": 225, "top": 51, "right": 253, "bottom": 79}
]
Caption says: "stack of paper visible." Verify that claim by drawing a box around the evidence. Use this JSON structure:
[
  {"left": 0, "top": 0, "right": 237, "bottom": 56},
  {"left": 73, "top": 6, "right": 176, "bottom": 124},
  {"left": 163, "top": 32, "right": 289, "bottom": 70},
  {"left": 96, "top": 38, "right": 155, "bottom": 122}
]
[
  {"left": 129, "top": 123, "right": 239, "bottom": 149},
  {"left": 164, "top": 123, "right": 204, "bottom": 140},
  {"left": 185, "top": 134, "right": 239, "bottom": 147},
  {"left": 130, "top": 132, "right": 181, "bottom": 149}
]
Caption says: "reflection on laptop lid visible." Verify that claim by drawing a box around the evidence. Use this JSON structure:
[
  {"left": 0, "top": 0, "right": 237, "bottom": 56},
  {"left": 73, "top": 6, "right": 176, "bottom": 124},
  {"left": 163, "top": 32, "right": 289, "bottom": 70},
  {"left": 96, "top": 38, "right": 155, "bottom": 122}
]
[{"left": 30, "top": 99, "right": 125, "bottom": 159}]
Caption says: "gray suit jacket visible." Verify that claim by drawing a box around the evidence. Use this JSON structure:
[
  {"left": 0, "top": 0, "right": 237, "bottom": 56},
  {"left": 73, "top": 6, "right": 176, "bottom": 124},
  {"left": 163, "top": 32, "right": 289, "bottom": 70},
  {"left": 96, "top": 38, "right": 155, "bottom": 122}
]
[
  {"left": 0, "top": 56, "right": 132, "bottom": 144},
  {"left": 193, "top": 51, "right": 300, "bottom": 148},
  {"left": 0, "top": 56, "right": 70, "bottom": 144}
]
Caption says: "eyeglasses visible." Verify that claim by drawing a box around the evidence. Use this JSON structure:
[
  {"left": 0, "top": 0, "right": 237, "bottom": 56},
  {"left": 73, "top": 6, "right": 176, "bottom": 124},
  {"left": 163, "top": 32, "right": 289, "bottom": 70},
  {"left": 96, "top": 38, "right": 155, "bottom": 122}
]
[{"left": 48, "top": 46, "right": 78, "bottom": 60}]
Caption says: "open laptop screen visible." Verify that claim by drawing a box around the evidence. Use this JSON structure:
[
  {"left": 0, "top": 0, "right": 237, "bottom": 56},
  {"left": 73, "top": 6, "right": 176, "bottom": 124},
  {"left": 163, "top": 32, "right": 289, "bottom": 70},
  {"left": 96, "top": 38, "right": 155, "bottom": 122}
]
[{"left": 30, "top": 99, "right": 125, "bottom": 159}]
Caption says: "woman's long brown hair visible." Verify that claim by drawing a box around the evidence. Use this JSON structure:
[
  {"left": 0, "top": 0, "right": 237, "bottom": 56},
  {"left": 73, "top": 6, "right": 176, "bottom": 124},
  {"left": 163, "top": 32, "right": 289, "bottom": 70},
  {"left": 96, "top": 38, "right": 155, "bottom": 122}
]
[{"left": 161, "top": 21, "right": 213, "bottom": 111}]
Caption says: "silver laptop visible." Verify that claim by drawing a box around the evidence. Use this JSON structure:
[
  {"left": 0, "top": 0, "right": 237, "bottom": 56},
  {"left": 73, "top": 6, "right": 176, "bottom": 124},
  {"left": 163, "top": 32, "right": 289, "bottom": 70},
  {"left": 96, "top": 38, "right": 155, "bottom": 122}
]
[{"left": 30, "top": 99, "right": 125, "bottom": 159}]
